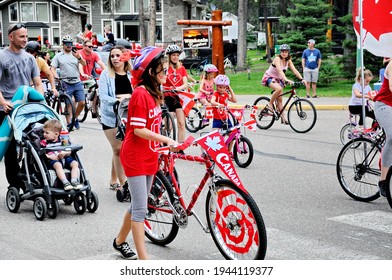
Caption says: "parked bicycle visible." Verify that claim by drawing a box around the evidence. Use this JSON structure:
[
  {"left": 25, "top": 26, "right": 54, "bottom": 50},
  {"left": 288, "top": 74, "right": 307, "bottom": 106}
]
[
  {"left": 43, "top": 78, "right": 76, "bottom": 132},
  {"left": 78, "top": 78, "right": 101, "bottom": 124},
  {"left": 145, "top": 133, "right": 267, "bottom": 260},
  {"left": 336, "top": 129, "right": 385, "bottom": 202},
  {"left": 253, "top": 81, "right": 317, "bottom": 133},
  {"left": 189, "top": 56, "right": 211, "bottom": 76},
  {"left": 224, "top": 54, "right": 237, "bottom": 74}
]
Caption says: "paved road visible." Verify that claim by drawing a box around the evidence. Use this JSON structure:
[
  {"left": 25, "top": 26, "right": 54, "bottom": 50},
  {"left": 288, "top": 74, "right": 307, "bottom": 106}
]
[{"left": 1, "top": 98, "right": 391, "bottom": 260}]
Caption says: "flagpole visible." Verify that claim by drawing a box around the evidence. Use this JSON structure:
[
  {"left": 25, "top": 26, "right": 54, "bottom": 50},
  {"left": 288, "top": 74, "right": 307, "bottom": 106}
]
[{"left": 358, "top": 0, "right": 366, "bottom": 129}]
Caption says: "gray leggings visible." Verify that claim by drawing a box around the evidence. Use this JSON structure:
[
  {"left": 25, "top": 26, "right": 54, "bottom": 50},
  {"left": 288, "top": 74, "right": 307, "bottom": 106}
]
[
  {"left": 127, "top": 175, "right": 154, "bottom": 223},
  {"left": 375, "top": 101, "right": 392, "bottom": 167}
]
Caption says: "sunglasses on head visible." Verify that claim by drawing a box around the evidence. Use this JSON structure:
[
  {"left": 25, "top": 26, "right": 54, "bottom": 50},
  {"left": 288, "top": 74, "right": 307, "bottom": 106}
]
[{"left": 8, "top": 23, "right": 26, "bottom": 35}]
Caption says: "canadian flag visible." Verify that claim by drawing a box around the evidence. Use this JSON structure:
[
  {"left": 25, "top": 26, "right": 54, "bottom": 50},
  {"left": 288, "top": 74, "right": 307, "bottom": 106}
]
[
  {"left": 196, "top": 131, "right": 247, "bottom": 193},
  {"left": 250, "top": 106, "right": 258, "bottom": 119},
  {"left": 177, "top": 91, "right": 196, "bottom": 116},
  {"left": 243, "top": 119, "right": 257, "bottom": 132},
  {"left": 229, "top": 108, "right": 244, "bottom": 122},
  {"left": 205, "top": 106, "right": 214, "bottom": 119}
]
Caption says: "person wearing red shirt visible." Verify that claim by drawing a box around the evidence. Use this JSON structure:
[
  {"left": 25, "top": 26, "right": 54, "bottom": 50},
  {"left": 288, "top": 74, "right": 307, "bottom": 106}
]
[
  {"left": 374, "top": 59, "right": 392, "bottom": 197},
  {"left": 113, "top": 46, "right": 179, "bottom": 260},
  {"left": 162, "top": 44, "right": 188, "bottom": 142},
  {"left": 78, "top": 39, "right": 106, "bottom": 80}
]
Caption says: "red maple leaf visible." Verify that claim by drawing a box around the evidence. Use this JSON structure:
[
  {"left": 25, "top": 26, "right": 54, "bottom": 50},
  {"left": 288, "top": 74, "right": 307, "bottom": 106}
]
[{"left": 353, "top": 0, "right": 392, "bottom": 40}]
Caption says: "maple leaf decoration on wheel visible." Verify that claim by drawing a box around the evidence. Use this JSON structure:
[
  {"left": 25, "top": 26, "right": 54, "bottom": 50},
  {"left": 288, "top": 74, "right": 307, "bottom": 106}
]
[{"left": 352, "top": 0, "right": 392, "bottom": 57}]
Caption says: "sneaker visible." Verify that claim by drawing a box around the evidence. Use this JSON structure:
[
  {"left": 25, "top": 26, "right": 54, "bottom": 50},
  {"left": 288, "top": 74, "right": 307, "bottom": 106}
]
[
  {"left": 64, "top": 182, "right": 73, "bottom": 191},
  {"left": 379, "top": 181, "right": 387, "bottom": 197},
  {"left": 113, "top": 238, "right": 137, "bottom": 260},
  {"left": 72, "top": 182, "right": 83, "bottom": 190},
  {"left": 74, "top": 119, "right": 80, "bottom": 130}
]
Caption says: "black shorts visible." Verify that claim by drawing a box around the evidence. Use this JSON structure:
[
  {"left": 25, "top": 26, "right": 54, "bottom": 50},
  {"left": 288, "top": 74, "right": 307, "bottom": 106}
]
[
  {"left": 102, "top": 123, "right": 115, "bottom": 130},
  {"left": 164, "top": 95, "right": 182, "bottom": 112}
]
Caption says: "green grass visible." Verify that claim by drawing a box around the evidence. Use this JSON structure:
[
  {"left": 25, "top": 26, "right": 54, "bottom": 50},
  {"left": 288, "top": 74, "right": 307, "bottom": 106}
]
[{"left": 190, "top": 49, "right": 357, "bottom": 97}]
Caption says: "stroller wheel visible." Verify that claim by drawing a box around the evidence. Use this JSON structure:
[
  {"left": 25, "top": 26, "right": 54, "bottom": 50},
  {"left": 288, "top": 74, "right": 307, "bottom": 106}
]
[
  {"left": 33, "top": 197, "right": 47, "bottom": 221},
  {"left": 6, "top": 187, "right": 21, "bottom": 213},
  {"left": 87, "top": 191, "right": 99, "bottom": 213},
  {"left": 74, "top": 193, "right": 87, "bottom": 214},
  {"left": 63, "top": 194, "right": 73, "bottom": 205},
  {"left": 47, "top": 199, "right": 60, "bottom": 219}
]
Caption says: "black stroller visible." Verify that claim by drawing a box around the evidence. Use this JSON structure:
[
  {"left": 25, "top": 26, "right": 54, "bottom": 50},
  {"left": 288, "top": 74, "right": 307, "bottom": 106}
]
[{"left": 5, "top": 102, "right": 99, "bottom": 220}]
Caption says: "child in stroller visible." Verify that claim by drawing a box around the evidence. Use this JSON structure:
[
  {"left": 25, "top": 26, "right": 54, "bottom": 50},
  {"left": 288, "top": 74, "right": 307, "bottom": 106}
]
[
  {"left": 40, "top": 119, "right": 83, "bottom": 191},
  {"left": 5, "top": 101, "right": 98, "bottom": 220}
]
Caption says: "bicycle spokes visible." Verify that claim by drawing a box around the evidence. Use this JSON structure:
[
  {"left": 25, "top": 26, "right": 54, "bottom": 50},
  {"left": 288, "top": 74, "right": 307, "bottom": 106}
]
[{"left": 212, "top": 188, "right": 259, "bottom": 255}]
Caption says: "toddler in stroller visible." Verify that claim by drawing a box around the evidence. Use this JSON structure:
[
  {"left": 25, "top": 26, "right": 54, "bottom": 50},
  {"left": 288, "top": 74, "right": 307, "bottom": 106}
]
[
  {"left": 5, "top": 101, "right": 99, "bottom": 220},
  {"left": 40, "top": 119, "right": 83, "bottom": 191}
]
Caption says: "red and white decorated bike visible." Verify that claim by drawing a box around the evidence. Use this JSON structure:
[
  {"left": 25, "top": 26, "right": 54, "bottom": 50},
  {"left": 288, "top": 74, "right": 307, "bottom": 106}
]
[{"left": 144, "top": 132, "right": 267, "bottom": 260}]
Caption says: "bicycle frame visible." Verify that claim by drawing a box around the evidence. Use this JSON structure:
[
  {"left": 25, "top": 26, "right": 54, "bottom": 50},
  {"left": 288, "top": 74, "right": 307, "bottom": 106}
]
[{"left": 273, "top": 87, "right": 297, "bottom": 118}]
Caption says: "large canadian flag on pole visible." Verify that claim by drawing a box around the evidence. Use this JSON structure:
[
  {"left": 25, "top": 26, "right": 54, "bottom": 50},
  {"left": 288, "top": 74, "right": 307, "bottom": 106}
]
[{"left": 353, "top": 0, "right": 392, "bottom": 57}]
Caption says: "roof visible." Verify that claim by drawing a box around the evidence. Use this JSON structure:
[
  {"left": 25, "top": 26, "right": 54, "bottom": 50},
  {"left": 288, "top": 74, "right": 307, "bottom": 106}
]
[
  {"left": 24, "top": 22, "right": 50, "bottom": 28},
  {"left": 115, "top": 15, "right": 139, "bottom": 21},
  {"left": 0, "top": 0, "right": 89, "bottom": 14}
]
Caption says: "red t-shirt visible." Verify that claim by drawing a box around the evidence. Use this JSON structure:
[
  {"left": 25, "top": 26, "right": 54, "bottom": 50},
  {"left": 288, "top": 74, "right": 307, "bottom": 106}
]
[
  {"left": 120, "top": 87, "right": 162, "bottom": 177},
  {"left": 374, "top": 74, "right": 392, "bottom": 107},
  {"left": 212, "top": 91, "right": 230, "bottom": 120},
  {"left": 78, "top": 50, "right": 100, "bottom": 79},
  {"left": 163, "top": 66, "right": 187, "bottom": 89},
  {"left": 85, "top": 31, "right": 92, "bottom": 40}
]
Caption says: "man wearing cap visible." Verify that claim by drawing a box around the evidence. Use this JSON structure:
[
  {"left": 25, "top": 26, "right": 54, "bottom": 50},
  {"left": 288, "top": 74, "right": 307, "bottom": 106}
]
[{"left": 302, "top": 39, "right": 322, "bottom": 98}]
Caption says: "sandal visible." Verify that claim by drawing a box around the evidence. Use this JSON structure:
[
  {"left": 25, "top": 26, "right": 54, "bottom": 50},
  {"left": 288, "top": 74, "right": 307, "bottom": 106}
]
[
  {"left": 306, "top": 94, "right": 310, "bottom": 98},
  {"left": 109, "top": 183, "right": 121, "bottom": 190}
]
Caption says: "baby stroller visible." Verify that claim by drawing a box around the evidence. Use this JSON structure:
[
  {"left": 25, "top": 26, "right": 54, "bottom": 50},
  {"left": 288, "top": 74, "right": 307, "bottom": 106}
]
[{"left": 5, "top": 100, "right": 99, "bottom": 221}]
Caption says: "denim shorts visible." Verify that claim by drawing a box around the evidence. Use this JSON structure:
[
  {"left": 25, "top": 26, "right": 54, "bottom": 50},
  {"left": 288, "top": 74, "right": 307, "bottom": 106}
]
[{"left": 62, "top": 82, "right": 85, "bottom": 102}]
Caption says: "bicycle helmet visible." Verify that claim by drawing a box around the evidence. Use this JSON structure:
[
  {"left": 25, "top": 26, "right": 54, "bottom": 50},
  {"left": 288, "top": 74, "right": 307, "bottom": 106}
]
[
  {"left": 165, "top": 44, "right": 182, "bottom": 55},
  {"left": 204, "top": 64, "right": 218, "bottom": 73},
  {"left": 62, "top": 35, "right": 73, "bottom": 43},
  {"left": 214, "top": 74, "right": 230, "bottom": 86},
  {"left": 280, "top": 44, "right": 290, "bottom": 51},
  {"left": 25, "top": 41, "right": 41, "bottom": 54},
  {"left": 132, "top": 46, "right": 165, "bottom": 86}
]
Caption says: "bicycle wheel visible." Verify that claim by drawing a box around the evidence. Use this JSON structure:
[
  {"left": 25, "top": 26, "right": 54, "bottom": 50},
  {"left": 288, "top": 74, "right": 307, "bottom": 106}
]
[
  {"left": 336, "top": 137, "right": 381, "bottom": 202},
  {"left": 385, "top": 166, "right": 392, "bottom": 209},
  {"left": 145, "top": 170, "right": 179, "bottom": 245},
  {"left": 205, "top": 179, "right": 267, "bottom": 260},
  {"left": 185, "top": 107, "right": 202, "bottom": 133},
  {"left": 190, "top": 62, "right": 203, "bottom": 76},
  {"left": 340, "top": 123, "right": 357, "bottom": 145},
  {"left": 77, "top": 97, "right": 89, "bottom": 123},
  {"left": 57, "top": 93, "right": 76, "bottom": 132},
  {"left": 287, "top": 98, "right": 317, "bottom": 133},
  {"left": 253, "top": 96, "right": 275, "bottom": 129},
  {"left": 94, "top": 96, "right": 102, "bottom": 124},
  {"left": 161, "top": 111, "right": 177, "bottom": 141},
  {"left": 233, "top": 136, "right": 254, "bottom": 168}
]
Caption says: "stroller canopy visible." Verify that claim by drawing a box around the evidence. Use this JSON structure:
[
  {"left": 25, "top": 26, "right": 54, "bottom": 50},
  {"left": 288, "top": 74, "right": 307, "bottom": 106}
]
[{"left": 11, "top": 103, "right": 66, "bottom": 142}]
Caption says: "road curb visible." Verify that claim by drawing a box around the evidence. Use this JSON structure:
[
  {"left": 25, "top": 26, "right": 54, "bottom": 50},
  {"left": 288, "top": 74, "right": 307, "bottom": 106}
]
[{"left": 230, "top": 104, "right": 348, "bottom": 110}]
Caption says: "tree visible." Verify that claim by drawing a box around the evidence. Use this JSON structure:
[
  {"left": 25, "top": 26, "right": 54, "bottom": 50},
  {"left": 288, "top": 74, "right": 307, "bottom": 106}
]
[
  {"left": 279, "top": 0, "right": 333, "bottom": 58},
  {"left": 148, "top": 0, "right": 157, "bottom": 46},
  {"left": 139, "top": 0, "right": 146, "bottom": 47},
  {"left": 237, "top": 0, "right": 249, "bottom": 71}
]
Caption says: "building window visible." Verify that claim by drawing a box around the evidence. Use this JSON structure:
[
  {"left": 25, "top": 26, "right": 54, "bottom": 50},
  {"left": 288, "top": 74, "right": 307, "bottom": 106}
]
[
  {"left": 102, "top": 0, "right": 112, "bottom": 14},
  {"left": 51, "top": 4, "right": 59, "bottom": 22},
  {"left": 115, "top": 0, "right": 131, "bottom": 14},
  {"left": 156, "top": 0, "right": 162, "bottom": 13},
  {"left": 133, "top": 0, "right": 148, "bottom": 14},
  {"left": 223, "top": 28, "right": 228, "bottom": 37},
  {"left": 52, "top": 27, "right": 60, "bottom": 45},
  {"left": 36, "top": 3, "right": 49, "bottom": 22},
  {"left": 9, "top": 3, "right": 19, "bottom": 22},
  {"left": 20, "top": 3, "right": 34, "bottom": 22}
]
